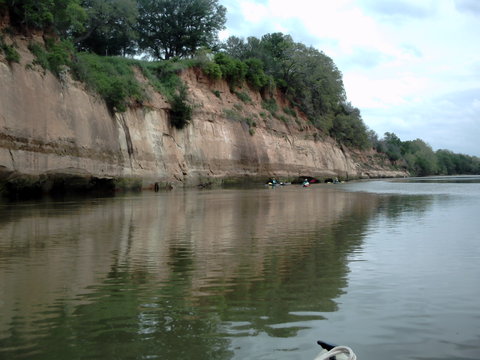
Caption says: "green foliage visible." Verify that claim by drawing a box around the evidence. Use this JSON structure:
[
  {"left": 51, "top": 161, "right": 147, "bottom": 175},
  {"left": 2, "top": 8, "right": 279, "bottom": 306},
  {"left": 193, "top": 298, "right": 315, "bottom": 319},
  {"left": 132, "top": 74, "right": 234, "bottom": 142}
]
[
  {"left": 201, "top": 54, "right": 271, "bottom": 91},
  {"left": 72, "top": 53, "right": 144, "bottom": 112},
  {"left": 0, "top": 37, "right": 20, "bottom": 63},
  {"left": 244, "top": 58, "right": 270, "bottom": 90},
  {"left": 5, "top": 0, "right": 55, "bottom": 29},
  {"left": 436, "top": 150, "right": 480, "bottom": 175},
  {"left": 137, "top": 0, "right": 226, "bottom": 60},
  {"left": 367, "top": 130, "right": 380, "bottom": 150},
  {"left": 375, "top": 133, "right": 480, "bottom": 176},
  {"left": 28, "top": 39, "right": 74, "bottom": 76},
  {"left": 3, "top": 0, "right": 86, "bottom": 34},
  {"left": 169, "top": 84, "right": 193, "bottom": 129},
  {"left": 436, "top": 149, "right": 456, "bottom": 174},
  {"left": 261, "top": 98, "right": 278, "bottom": 116},
  {"left": 137, "top": 60, "right": 194, "bottom": 128},
  {"left": 213, "top": 52, "right": 247, "bottom": 87},
  {"left": 381, "top": 132, "right": 403, "bottom": 161},
  {"left": 3, "top": 43, "right": 19, "bottom": 62},
  {"left": 28, "top": 43, "right": 194, "bottom": 121},
  {"left": 245, "top": 116, "right": 256, "bottom": 128},
  {"left": 28, "top": 42, "right": 49, "bottom": 70},
  {"left": 310, "top": 114, "right": 334, "bottom": 134},
  {"left": 223, "top": 108, "right": 243, "bottom": 122},
  {"left": 278, "top": 114, "right": 290, "bottom": 124},
  {"left": 402, "top": 139, "right": 438, "bottom": 176},
  {"left": 54, "top": 0, "right": 87, "bottom": 36},
  {"left": 259, "top": 33, "right": 297, "bottom": 90},
  {"left": 220, "top": 32, "right": 371, "bottom": 149},
  {"left": 202, "top": 61, "right": 222, "bottom": 79},
  {"left": 137, "top": 60, "right": 184, "bottom": 99},
  {"left": 330, "top": 104, "right": 370, "bottom": 149},
  {"left": 212, "top": 90, "right": 221, "bottom": 98},
  {"left": 74, "top": 0, "right": 138, "bottom": 56},
  {"left": 283, "top": 106, "right": 296, "bottom": 118},
  {"left": 234, "top": 90, "right": 252, "bottom": 103}
]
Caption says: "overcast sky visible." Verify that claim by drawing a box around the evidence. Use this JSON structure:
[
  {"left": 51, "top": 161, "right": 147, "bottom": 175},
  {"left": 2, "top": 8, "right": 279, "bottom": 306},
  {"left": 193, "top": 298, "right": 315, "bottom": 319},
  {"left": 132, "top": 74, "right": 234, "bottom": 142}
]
[{"left": 218, "top": 0, "right": 480, "bottom": 156}]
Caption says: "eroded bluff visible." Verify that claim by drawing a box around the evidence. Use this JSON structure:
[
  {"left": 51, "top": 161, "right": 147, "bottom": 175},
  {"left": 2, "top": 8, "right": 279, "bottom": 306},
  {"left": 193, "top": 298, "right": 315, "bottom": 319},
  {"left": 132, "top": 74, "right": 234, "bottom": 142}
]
[{"left": 0, "top": 42, "right": 405, "bottom": 196}]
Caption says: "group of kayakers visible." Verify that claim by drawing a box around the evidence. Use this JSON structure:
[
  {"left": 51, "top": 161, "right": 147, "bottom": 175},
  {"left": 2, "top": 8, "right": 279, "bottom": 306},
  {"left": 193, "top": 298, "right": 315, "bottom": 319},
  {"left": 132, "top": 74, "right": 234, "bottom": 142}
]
[
  {"left": 266, "top": 176, "right": 341, "bottom": 187},
  {"left": 266, "top": 177, "right": 287, "bottom": 186}
]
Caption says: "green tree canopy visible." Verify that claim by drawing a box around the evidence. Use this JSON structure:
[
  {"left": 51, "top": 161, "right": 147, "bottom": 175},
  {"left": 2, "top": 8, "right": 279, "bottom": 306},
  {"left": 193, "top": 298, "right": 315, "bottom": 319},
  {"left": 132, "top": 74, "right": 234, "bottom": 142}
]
[
  {"left": 330, "top": 103, "right": 370, "bottom": 149},
  {"left": 375, "top": 133, "right": 480, "bottom": 176},
  {"left": 137, "top": 0, "right": 226, "bottom": 60},
  {"left": 380, "top": 132, "right": 403, "bottom": 161},
  {"left": 220, "top": 33, "right": 370, "bottom": 148},
  {"left": 1, "top": 0, "right": 86, "bottom": 34},
  {"left": 402, "top": 139, "right": 438, "bottom": 176},
  {"left": 74, "top": 0, "right": 138, "bottom": 56},
  {"left": 436, "top": 149, "right": 480, "bottom": 175}
]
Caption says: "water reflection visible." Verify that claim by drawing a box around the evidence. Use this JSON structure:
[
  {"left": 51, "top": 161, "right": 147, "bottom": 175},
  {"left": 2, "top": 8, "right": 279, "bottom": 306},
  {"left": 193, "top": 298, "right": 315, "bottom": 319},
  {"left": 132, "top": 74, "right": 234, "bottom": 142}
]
[
  {"left": 0, "top": 187, "right": 380, "bottom": 359},
  {"left": 2, "top": 182, "right": 474, "bottom": 360}
]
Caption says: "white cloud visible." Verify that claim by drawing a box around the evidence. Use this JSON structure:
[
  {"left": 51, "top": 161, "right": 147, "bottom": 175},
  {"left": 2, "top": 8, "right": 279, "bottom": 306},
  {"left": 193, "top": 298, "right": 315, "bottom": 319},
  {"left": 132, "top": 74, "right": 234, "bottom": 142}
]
[
  {"left": 238, "top": 1, "right": 268, "bottom": 23},
  {"left": 472, "top": 99, "right": 480, "bottom": 110}
]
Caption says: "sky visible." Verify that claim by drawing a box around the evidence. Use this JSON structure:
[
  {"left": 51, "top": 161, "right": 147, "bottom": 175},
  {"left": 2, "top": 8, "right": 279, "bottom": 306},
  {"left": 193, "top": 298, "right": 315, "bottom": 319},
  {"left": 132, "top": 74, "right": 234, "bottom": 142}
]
[{"left": 218, "top": 0, "right": 480, "bottom": 156}]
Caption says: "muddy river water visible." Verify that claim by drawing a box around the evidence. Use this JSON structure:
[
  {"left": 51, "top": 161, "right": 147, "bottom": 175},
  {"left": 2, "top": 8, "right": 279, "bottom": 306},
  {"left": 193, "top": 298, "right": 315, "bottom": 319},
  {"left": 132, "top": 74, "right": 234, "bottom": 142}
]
[{"left": 1, "top": 176, "right": 479, "bottom": 359}]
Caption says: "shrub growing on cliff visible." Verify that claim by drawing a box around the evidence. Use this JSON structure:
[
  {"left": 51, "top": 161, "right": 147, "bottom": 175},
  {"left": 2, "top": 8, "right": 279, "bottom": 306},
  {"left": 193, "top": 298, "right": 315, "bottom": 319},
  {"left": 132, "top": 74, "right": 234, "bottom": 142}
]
[
  {"left": 137, "top": 59, "right": 194, "bottom": 129},
  {"left": 0, "top": 37, "right": 20, "bottom": 63},
  {"left": 28, "top": 39, "right": 74, "bottom": 76},
  {"left": 72, "top": 53, "right": 145, "bottom": 112},
  {"left": 213, "top": 53, "right": 247, "bottom": 88},
  {"left": 234, "top": 90, "right": 252, "bottom": 103},
  {"left": 244, "top": 58, "right": 270, "bottom": 90},
  {"left": 261, "top": 98, "right": 278, "bottom": 117},
  {"left": 202, "top": 61, "right": 222, "bottom": 79},
  {"left": 138, "top": 60, "right": 185, "bottom": 99},
  {"left": 169, "top": 84, "right": 192, "bottom": 129}
]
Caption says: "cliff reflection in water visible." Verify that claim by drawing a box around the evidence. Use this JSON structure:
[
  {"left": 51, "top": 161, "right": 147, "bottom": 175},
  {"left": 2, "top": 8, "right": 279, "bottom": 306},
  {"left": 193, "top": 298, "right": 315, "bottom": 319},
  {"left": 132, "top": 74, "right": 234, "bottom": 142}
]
[{"left": 1, "top": 186, "right": 385, "bottom": 359}]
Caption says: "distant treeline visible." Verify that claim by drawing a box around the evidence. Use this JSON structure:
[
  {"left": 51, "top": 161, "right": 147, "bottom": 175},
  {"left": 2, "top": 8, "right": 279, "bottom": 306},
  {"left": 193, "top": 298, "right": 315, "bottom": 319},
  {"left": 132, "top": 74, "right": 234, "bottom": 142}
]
[
  {"left": 372, "top": 132, "right": 480, "bottom": 176},
  {"left": 1, "top": 0, "right": 478, "bottom": 176}
]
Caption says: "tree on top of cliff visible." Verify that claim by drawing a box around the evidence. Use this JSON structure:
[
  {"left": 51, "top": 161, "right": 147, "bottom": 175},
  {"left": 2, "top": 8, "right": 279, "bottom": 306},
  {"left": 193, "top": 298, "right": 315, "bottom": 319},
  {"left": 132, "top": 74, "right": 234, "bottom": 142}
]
[
  {"left": 0, "top": 0, "right": 86, "bottom": 34},
  {"left": 73, "top": 0, "right": 139, "bottom": 56},
  {"left": 136, "top": 0, "right": 226, "bottom": 60},
  {"left": 220, "top": 33, "right": 371, "bottom": 149},
  {"left": 0, "top": 0, "right": 138, "bottom": 56}
]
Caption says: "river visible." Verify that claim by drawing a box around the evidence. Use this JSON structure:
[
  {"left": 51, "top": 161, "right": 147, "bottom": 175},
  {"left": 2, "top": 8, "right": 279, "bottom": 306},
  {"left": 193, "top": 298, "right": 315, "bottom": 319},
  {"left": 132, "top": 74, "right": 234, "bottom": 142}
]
[{"left": 1, "top": 176, "right": 479, "bottom": 360}]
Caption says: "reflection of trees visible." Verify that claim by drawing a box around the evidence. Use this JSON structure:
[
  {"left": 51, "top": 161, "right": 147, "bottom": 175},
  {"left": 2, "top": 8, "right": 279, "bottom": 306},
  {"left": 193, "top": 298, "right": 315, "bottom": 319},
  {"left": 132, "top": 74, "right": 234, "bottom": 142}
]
[
  {"left": 163, "top": 188, "right": 378, "bottom": 340},
  {"left": 0, "top": 188, "right": 380, "bottom": 359},
  {"left": 375, "top": 194, "right": 433, "bottom": 219},
  {"left": 209, "top": 209, "right": 373, "bottom": 338},
  {"left": 0, "top": 266, "right": 232, "bottom": 360}
]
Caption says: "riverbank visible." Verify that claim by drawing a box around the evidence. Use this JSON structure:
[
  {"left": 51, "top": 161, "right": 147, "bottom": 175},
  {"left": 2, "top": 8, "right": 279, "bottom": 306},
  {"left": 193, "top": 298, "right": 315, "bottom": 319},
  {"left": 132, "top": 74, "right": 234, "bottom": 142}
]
[{"left": 0, "top": 38, "right": 407, "bottom": 199}]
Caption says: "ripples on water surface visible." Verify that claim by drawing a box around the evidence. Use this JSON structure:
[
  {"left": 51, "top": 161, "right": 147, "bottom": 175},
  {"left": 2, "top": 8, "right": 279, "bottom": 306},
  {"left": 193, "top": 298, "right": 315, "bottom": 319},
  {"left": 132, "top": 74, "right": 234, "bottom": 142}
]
[{"left": 1, "top": 176, "right": 479, "bottom": 360}]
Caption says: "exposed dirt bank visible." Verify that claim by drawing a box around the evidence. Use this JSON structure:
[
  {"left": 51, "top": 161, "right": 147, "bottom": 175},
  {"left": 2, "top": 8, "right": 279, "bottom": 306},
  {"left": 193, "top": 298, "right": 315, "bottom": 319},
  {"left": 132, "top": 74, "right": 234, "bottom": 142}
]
[{"left": 0, "top": 38, "right": 407, "bottom": 197}]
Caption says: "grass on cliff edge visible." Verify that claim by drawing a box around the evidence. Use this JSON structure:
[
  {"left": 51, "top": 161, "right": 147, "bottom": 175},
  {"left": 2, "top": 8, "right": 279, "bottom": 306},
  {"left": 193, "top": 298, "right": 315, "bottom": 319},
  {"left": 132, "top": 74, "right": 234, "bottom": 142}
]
[
  {"left": 26, "top": 41, "right": 277, "bottom": 131},
  {"left": 26, "top": 40, "right": 194, "bottom": 127},
  {"left": 72, "top": 53, "right": 145, "bottom": 113},
  {"left": 75, "top": 54, "right": 195, "bottom": 127},
  {"left": 72, "top": 53, "right": 194, "bottom": 127}
]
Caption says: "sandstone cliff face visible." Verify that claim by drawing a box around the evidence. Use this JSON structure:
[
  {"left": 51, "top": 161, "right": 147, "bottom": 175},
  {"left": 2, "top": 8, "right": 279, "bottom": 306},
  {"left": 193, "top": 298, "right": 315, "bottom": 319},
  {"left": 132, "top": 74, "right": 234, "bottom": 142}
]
[{"left": 0, "top": 41, "right": 405, "bottom": 194}]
